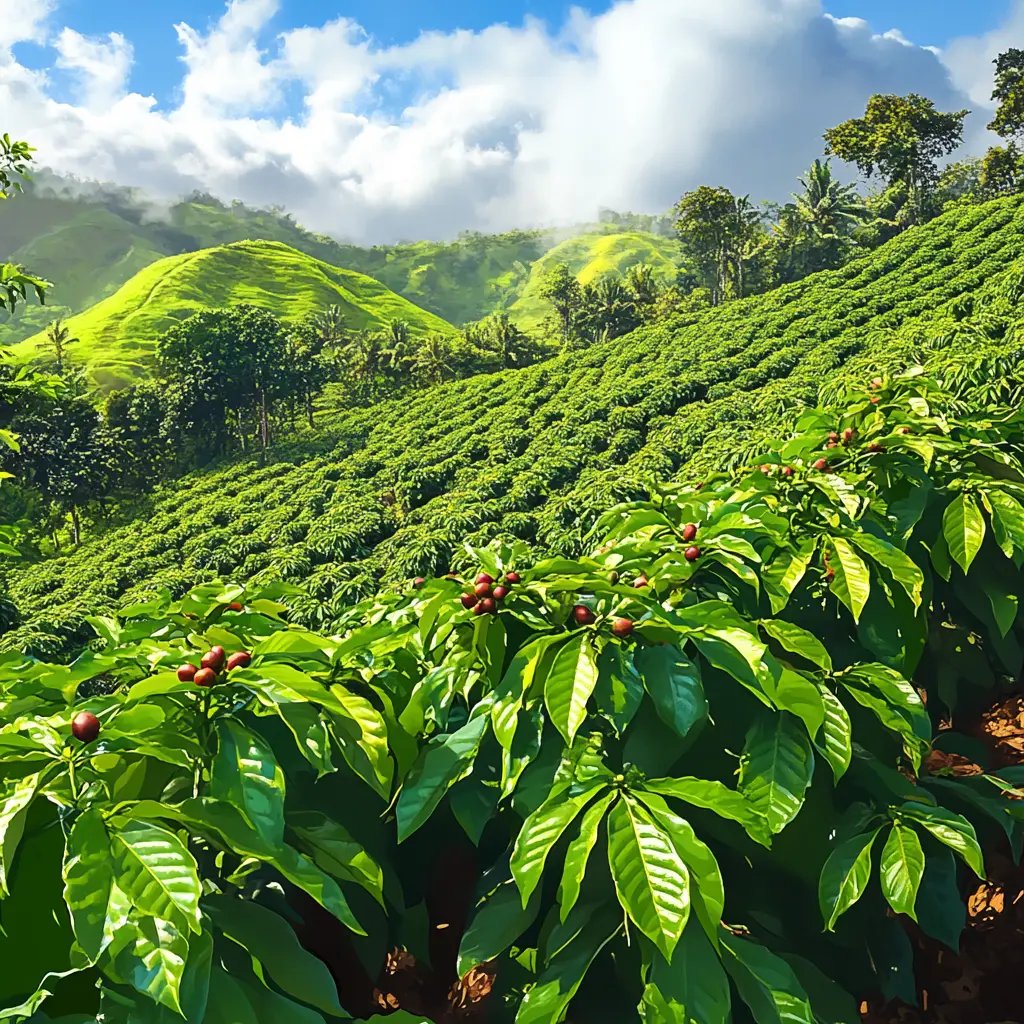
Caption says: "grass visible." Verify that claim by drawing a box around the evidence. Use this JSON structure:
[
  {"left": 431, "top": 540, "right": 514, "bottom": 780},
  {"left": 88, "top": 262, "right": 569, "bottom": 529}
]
[
  {"left": 9, "top": 240, "right": 456, "bottom": 390},
  {"left": 6, "top": 194, "right": 1023, "bottom": 657}
]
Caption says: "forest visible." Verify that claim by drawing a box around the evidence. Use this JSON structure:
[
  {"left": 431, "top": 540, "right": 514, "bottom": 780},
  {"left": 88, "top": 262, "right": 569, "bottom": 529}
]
[{"left": 0, "top": 43, "right": 1023, "bottom": 1024}]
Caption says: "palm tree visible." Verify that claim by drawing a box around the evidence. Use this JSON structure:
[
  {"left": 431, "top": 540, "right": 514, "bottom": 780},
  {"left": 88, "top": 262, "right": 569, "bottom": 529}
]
[
  {"left": 413, "top": 334, "right": 454, "bottom": 384},
  {"left": 478, "top": 312, "right": 535, "bottom": 369},
  {"left": 45, "top": 319, "right": 78, "bottom": 373},
  {"left": 793, "top": 159, "right": 870, "bottom": 240},
  {"left": 306, "top": 304, "right": 348, "bottom": 354}
]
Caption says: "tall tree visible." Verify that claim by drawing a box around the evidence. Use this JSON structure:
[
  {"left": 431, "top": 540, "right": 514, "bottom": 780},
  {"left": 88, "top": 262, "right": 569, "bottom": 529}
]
[
  {"left": 823, "top": 94, "right": 969, "bottom": 226},
  {"left": 45, "top": 319, "right": 78, "bottom": 374},
  {"left": 540, "top": 264, "right": 582, "bottom": 344},
  {"left": 989, "top": 48, "right": 1024, "bottom": 142},
  {"left": 0, "top": 133, "right": 49, "bottom": 313}
]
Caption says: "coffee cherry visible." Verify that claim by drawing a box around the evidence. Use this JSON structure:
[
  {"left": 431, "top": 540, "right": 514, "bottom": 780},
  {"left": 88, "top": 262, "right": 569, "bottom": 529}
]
[
  {"left": 611, "top": 618, "right": 634, "bottom": 638},
  {"left": 475, "top": 573, "right": 494, "bottom": 586},
  {"left": 781, "top": 466, "right": 793, "bottom": 477},
  {"left": 461, "top": 593, "right": 478, "bottom": 609},
  {"left": 492, "top": 585, "right": 510, "bottom": 601},
  {"left": 682, "top": 524, "right": 697, "bottom": 542},
  {"left": 194, "top": 667, "right": 216, "bottom": 688},
  {"left": 684, "top": 546, "right": 700, "bottom": 562},
  {"left": 177, "top": 664, "right": 196, "bottom": 682},
  {"left": 479, "top": 597, "right": 497, "bottom": 615},
  {"left": 633, "top": 575, "right": 649, "bottom": 588},
  {"left": 813, "top": 458, "right": 828, "bottom": 471},
  {"left": 474, "top": 581, "right": 493, "bottom": 598},
  {"left": 71, "top": 712, "right": 100, "bottom": 743},
  {"left": 227, "top": 651, "right": 251, "bottom": 671},
  {"left": 573, "top": 605, "right": 596, "bottom": 626},
  {"left": 504, "top": 572, "right": 521, "bottom": 585}
]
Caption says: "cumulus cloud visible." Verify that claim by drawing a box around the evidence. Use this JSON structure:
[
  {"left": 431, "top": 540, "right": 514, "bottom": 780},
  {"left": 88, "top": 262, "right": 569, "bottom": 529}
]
[{"left": 0, "top": 0, "right": 1012, "bottom": 244}]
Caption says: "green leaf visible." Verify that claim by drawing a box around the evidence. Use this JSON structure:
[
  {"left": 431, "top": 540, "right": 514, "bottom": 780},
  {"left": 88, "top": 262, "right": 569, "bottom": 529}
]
[
  {"left": 880, "top": 824, "right": 924, "bottom": 920},
  {"left": 396, "top": 712, "right": 489, "bottom": 842},
  {"left": 901, "top": 804, "right": 985, "bottom": 878},
  {"left": 847, "top": 533, "right": 924, "bottom": 610},
  {"left": 644, "top": 777, "right": 771, "bottom": 848},
  {"left": 759, "top": 620, "right": 832, "bottom": 673},
  {"left": 720, "top": 930, "right": 815, "bottom": 1024},
  {"left": 636, "top": 791, "right": 725, "bottom": 950},
  {"left": 762, "top": 544, "right": 814, "bottom": 615},
  {"left": 778, "top": 952, "right": 860, "bottom": 1024},
  {"left": 289, "top": 812, "right": 384, "bottom": 907},
  {"left": 818, "top": 829, "right": 880, "bottom": 931},
  {"left": 62, "top": 808, "right": 112, "bottom": 965},
  {"left": 738, "top": 712, "right": 815, "bottom": 835},
  {"left": 121, "top": 914, "right": 189, "bottom": 1014},
  {"left": 557, "top": 790, "right": 616, "bottom": 922},
  {"left": 606, "top": 794, "right": 690, "bottom": 962},
  {"left": 110, "top": 821, "right": 202, "bottom": 931},
  {"left": 639, "top": 923, "right": 731, "bottom": 1024},
  {"left": 943, "top": 494, "right": 986, "bottom": 574},
  {"left": 829, "top": 538, "right": 871, "bottom": 623},
  {"left": 205, "top": 895, "right": 347, "bottom": 1016},
  {"left": 457, "top": 879, "right": 542, "bottom": 978},
  {"left": 815, "top": 687, "right": 852, "bottom": 783},
  {"left": 544, "top": 633, "right": 600, "bottom": 746},
  {"left": 984, "top": 488, "right": 1024, "bottom": 560},
  {"left": 211, "top": 720, "right": 286, "bottom": 847},
  {"left": 0, "top": 771, "right": 43, "bottom": 896},
  {"left": 635, "top": 645, "right": 708, "bottom": 741},
  {"left": 594, "top": 645, "right": 644, "bottom": 736},
  {"left": 915, "top": 846, "right": 965, "bottom": 951},
  {"left": 514, "top": 905, "right": 620, "bottom": 1024},
  {"left": 327, "top": 688, "right": 394, "bottom": 799},
  {"left": 510, "top": 779, "right": 610, "bottom": 907}
]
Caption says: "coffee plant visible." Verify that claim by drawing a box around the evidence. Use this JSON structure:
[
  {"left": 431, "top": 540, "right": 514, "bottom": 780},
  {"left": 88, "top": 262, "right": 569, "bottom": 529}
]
[
  {"left": 7, "top": 196, "right": 1024, "bottom": 657},
  {"left": 1, "top": 369, "right": 1023, "bottom": 1022}
]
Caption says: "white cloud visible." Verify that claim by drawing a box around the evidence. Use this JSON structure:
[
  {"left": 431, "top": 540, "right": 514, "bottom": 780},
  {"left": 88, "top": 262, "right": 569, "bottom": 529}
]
[{"left": 0, "top": 0, "right": 1012, "bottom": 244}]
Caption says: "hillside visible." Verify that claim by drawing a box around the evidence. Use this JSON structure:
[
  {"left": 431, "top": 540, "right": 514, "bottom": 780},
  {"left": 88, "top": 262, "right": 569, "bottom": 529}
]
[
  {"left": 8, "top": 240, "right": 456, "bottom": 389},
  {"left": 0, "top": 178, "right": 679, "bottom": 343},
  {"left": 7, "top": 194, "right": 1022, "bottom": 655},
  {"left": 508, "top": 230, "right": 684, "bottom": 330}
]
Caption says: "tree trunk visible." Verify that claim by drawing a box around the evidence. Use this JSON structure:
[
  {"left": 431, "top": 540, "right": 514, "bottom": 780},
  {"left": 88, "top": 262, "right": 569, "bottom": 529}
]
[
  {"left": 237, "top": 410, "right": 246, "bottom": 453},
  {"left": 259, "top": 390, "right": 270, "bottom": 449},
  {"left": 70, "top": 507, "right": 81, "bottom": 546},
  {"left": 307, "top": 394, "right": 315, "bottom": 429}
]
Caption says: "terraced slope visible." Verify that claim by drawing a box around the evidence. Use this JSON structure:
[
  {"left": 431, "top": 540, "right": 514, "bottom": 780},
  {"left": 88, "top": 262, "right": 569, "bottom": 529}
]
[
  {"left": 9, "top": 241, "right": 456, "bottom": 389},
  {"left": 7, "top": 195, "right": 1023, "bottom": 655},
  {"left": 508, "top": 230, "right": 684, "bottom": 330}
]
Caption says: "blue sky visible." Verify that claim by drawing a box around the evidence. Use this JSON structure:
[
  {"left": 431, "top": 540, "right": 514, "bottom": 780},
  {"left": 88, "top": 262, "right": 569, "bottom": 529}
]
[{"left": 18, "top": 0, "right": 1014, "bottom": 110}]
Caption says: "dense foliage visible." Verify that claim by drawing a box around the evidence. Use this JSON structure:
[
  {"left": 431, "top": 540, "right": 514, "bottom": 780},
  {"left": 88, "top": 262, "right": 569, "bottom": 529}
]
[
  {"left": 2, "top": 369, "right": 1024, "bottom": 1022},
  {"left": 5, "top": 193, "right": 1023, "bottom": 657}
]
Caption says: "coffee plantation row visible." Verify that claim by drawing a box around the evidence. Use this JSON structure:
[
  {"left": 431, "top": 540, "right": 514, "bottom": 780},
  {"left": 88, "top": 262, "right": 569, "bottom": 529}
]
[
  {"left": 2, "top": 364, "right": 1024, "bottom": 1022},
  {"left": 4, "top": 195, "right": 1023, "bottom": 659}
]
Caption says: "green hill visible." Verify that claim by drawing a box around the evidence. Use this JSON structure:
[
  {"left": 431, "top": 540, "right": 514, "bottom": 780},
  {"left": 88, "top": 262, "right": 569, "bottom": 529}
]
[
  {"left": 9, "top": 195, "right": 1021, "bottom": 655},
  {"left": 1, "top": 177, "right": 679, "bottom": 343},
  {"left": 9, "top": 240, "right": 456, "bottom": 389},
  {"left": 508, "top": 230, "right": 684, "bottom": 330}
]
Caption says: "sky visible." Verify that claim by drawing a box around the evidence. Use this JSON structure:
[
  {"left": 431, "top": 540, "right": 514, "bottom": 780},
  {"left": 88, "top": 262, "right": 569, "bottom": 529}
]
[{"left": 0, "top": 0, "right": 1020, "bottom": 244}]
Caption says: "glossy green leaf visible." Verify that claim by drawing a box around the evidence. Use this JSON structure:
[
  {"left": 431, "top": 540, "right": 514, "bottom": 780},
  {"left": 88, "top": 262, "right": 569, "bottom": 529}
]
[
  {"left": 457, "top": 879, "right": 542, "bottom": 978},
  {"left": 815, "top": 687, "right": 852, "bottom": 783},
  {"left": 880, "top": 823, "right": 924, "bottom": 920},
  {"left": 915, "top": 846, "right": 965, "bottom": 951},
  {"left": 544, "top": 632, "right": 600, "bottom": 746},
  {"left": 289, "top": 811, "right": 384, "bottom": 906},
  {"left": 818, "top": 829, "right": 880, "bottom": 931},
  {"left": 62, "top": 808, "right": 112, "bottom": 964},
  {"left": 327, "top": 687, "right": 394, "bottom": 799},
  {"left": 606, "top": 794, "right": 690, "bottom": 962},
  {"left": 761, "top": 544, "right": 814, "bottom": 615},
  {"left": 644, "top": 776, "right": 771, "bottom": 848},
  {"left": 211, "top": 719, "right": 286, "bottom": 847},
  {"left": 594, "top": 645, "right": 645, "bottom": 736},
  {"left": 635, "top": 644, "right": 708, "bottom": 741},
  {"left": 943, "top": 493, "right": 986, "bottom": 575},
  {"left": 829, "top": 538, "right": 871, "bottom": 623},
  {"left": 0, "top": 771, "right": 43, "bottom": 896},
  {"left": 396, "top": 712, "right": 489, "bottom": 842},
  {"left": 122, "top": 914, "right": 189, "bottom": 1014},
  {"left": 514, "top": 905, "right": 620, "bottom": 1024},
  {"left": 557, "top": 790, "right": 616, "bottom": 922},
  {"left": 639, "top": 922, "right": 731, "bottom": 1024},
  {"left": 720, "top": 930, "right": 815, "bottom": 1024},
  {"left": 510, "top": 778, "right": 609, "bottom": 907},
  {"left": 110, "top": 821, "right": 202, "bottom": 931},
  {"left": 847, "top": 533, "right": 924, "bottom": 610},
  {"left": 900, "top": 804, "right": 985, "bottom": 878},
  {"left": 759, "top": 620, "right": 832, "bottom": 673},
  {"left": 738, "top": 712, "right": 815, "bottom": 835},
  {"left": 205, "top": 894, "right": 347, "bottom": 1016}
]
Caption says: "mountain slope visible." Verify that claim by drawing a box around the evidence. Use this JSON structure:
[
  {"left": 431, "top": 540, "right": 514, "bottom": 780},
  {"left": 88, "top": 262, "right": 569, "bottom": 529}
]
[
  {"left": 8, "top": 195, "right": 1022, "bottom": 654},
  {"left": 10, "top": 240, "right": 456, "bottom": 389},
  {"left": 508, "top": 230, "right": 683, "bottom": 330}
]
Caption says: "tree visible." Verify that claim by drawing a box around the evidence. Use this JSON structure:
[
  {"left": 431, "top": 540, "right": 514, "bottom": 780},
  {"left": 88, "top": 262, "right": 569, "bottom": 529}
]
[
  {"left": 539, "top": 263, "right": 582, "bottom": 344},
  {"left": 823, "top": 93, "right": 969, "bottom": 226},
  {"left": 413, "top": 333, "right": 454, "bottom": 383},
  {"left": 988, "top": 47, "right": 1024, "bottom": 142},
  {"left": 980, "top": 142, "right": 1024, "bottom": 197},
  {"left": 576, "top": 276, "right": 641, "bottom": 343},
  {"left": 304, "top": 304, "right": 348, "bottom": 352},
  {"left": 0, "top": 133, "right": 49, "bottom": 313},
  {"left": 674, "top": 186, "right": 766, "bottom": 305},
  {"left": 466, "top": 311, "right": 539, "bottom": 369},
  {"left": 45, "top": 318, "right": 78, "bottom": 374}
]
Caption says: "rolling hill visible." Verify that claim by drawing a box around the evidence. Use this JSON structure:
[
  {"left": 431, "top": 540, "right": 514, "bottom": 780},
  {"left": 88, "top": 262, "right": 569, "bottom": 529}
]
[
  {"left": 1, "top": 176, "right": 680, "bottom": 346},
  {"left": 6, "top": 193, "right": 1023, "bottom": 657},
  {"left": 507, "top": 229, "right": 684, "bottom": 330},
  {"left": 9, "top": 240, "right": 456, "bottom": 389}
]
